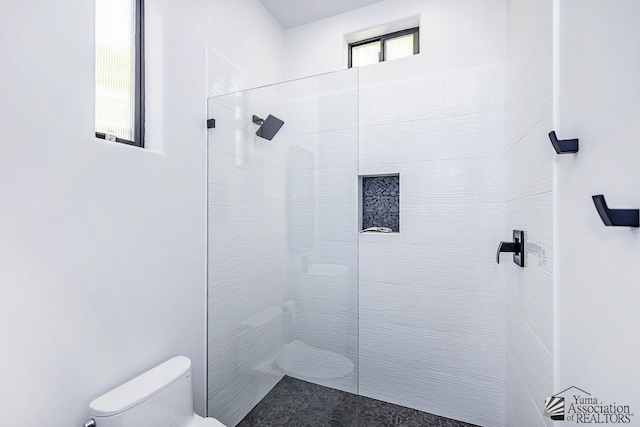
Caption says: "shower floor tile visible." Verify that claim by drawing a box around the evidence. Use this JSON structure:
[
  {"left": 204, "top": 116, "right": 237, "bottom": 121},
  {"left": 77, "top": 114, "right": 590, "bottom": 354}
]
[{"left": 237, "top": 376, "right": 478, "bottom": 427}]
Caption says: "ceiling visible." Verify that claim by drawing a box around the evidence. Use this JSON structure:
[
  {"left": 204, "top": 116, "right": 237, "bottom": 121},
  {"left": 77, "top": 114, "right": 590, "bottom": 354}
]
[{"left": 259, "top": 0, "right": 385, "bottom": 29}]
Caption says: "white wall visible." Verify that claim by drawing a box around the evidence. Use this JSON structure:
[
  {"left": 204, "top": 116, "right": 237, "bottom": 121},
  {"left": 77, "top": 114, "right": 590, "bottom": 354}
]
[
  {"left": 284, "top": 0, "right": 506, "bottom": 80},
  {"left": 204, "top": 1, "right": 284, "bottom": 91},
  {"left": 557, "top": 0, "right": 640, "bottom": 423},
  {"left": 0, "top": 1, "right": 283, "bottom": 426},
  {"left": 504, "top": 0, "right": 554, "bottom": 425}
]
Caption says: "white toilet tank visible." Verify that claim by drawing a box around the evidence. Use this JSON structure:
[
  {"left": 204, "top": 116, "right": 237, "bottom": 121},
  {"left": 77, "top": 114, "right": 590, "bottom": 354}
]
[{"left": 88, "top": 356, "right": 224, "bottom": 427}]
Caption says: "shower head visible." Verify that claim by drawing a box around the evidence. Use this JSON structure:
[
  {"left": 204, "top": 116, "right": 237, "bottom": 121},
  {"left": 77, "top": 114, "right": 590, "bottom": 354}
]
[{"left": 253, "top": 114, "right": 285, "bottom": 141}]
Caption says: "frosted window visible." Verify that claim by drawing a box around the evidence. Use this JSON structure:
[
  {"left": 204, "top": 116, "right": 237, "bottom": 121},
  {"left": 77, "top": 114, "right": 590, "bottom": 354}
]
[
  {"left": 351, "top": 41, "right": 381, "bottom": 67},
  {"left": 95, "top": 0, "right": 138, "bottom": 143},
  {"left": 385, "top": 33, "right": 416, "bottom": 61}
]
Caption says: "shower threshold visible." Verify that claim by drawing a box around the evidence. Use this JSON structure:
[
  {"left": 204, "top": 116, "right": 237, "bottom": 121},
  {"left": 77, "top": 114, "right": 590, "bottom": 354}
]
[{"left": 237, "top": 376, "right": 478, "bottom": 427}]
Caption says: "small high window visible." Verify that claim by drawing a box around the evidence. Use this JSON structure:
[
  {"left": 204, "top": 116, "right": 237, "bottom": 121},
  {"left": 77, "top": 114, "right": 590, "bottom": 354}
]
[
  {"left": 95, "top": 0, "right": 145, "bottom": 147},
  {"left": 349, "top": 27, "right": 419, "bottom": 68}
]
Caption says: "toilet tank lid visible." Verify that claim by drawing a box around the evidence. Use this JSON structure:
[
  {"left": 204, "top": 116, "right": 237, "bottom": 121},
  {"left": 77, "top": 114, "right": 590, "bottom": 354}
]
[{"left": 89, "top": 356, "right": 192, "bottom": 417}]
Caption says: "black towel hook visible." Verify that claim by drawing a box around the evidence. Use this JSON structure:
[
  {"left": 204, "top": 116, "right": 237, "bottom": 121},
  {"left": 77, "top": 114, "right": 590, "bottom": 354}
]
[
  {"left": 592, "top": 195, "right": 639, "bottom": 227},
  {"left": 549, "top": 131, "right": 579, "bottom": 154}
]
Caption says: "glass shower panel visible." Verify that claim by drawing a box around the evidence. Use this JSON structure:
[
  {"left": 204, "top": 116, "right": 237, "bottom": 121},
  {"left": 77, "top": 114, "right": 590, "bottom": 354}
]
[{"left": 207, "top": 69, "right": 359, "bottom": 426}]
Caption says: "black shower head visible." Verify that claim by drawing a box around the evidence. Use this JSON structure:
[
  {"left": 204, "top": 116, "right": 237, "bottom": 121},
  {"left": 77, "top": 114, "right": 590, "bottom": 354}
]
[{"left": 253, "top": 114, "right": 285, "bottom": 141}]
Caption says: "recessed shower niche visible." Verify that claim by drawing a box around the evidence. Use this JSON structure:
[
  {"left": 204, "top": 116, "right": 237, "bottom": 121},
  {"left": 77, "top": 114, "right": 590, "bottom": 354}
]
[{"left": 361, "top": 175, "right": 400, "bottom": 233}]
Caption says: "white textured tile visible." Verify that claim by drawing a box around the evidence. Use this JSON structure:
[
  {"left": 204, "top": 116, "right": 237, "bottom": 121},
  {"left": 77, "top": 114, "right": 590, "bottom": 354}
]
[
  {"left": 360, "top": 330, "right": 505, "bottom": 427},
  {"left": 506, "top": 348, "right": 551, "bottom": 427},
  {"left": 360, "top": 236, "right": 504, "bottom": 291},
  {"left": 443, "top": 65, "right": 504, "bottom": 118},
  {"left": 358, "top": 54, "right": 441, "bottom": 89},
  {"left": 279, "top": 67, "right": 359, "bottom": 100},
  {"left": 360, "top": 276, "right": 503, "bottom": 336},
  {"left": 505, "top": 111, "right": 554, "bottom": 200},
  {"left": 356, "top": 62, "right": 508, "bottom": 426},
  {"left": 507, "top": 306, "right": 554, "bottom": 425},
  {"left": 399, "top": 156, "right": 506, "bottom": 261},
  {"left": 359, "top": 118, "right": 441, "bottom": 167},
  {"left": 400, "top": 156, "right": 504, "bottom": 204},
  {"left": 505, "top": 30, "right": 553, "bottom": 152},
  {"left": 435, "top": 369, "right": 505, "bottom": 427},
  {"left": 505, "top": 0, "right": 553, "bottom": 98},
  {"left": 505, "top": 3, "right": 554, "bottom": 425},
  {"left": 506, "top": 192, "right": 553, "bottom": 273},
  {"left": 285, "top": 262, "right": 358, "bottom": 394},
  {"left": 359, "top": 356, "right": 444, "bottom": 414},
  {"left": 285, "top": 128, "right": 358, "bottom": 170},
  {"left": 441, "top": 333, "right": 505, "bottom": 382},
  {"left": 359, "top": 74, "right": 443, "bottom": 128},
  {"left": 359, "top": 113, "right": 504, "bottom": 170},
  {"left": 507, "top": 262, "right": 553, "bottom": 354},
  {"left": 208, "top": 52, "right": 524, "bottom": 427},
  {"left": 358, "top": 149, "right": 505, "bottom": 427},
  {"left": 207, "top": 69, "right": 359, "bottom": 424},
  {"left": 285, "top": 91, "right": 358, "bottom": 136},
  {"left": 438, "top": 111, "right": 504, "bottom": 158},
  {"left": 207, "top": 105, "right": 287, "bottom": 424}
]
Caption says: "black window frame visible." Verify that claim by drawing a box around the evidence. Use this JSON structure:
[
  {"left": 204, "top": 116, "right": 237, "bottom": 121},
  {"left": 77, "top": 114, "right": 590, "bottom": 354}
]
[
  {"left": 95, "top": 0, "right": 145, "bottom": 148},
  {"left": 348, "top": 27, "right": 420, "bottom": 68}
]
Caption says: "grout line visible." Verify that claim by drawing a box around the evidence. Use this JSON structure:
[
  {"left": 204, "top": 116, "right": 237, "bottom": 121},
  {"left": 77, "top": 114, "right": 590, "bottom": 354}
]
[
  {"left": 505, "top": 189, "right": 553, "bottom": 203},
  {"left": 510, "top": 303, "right": 553, "bottom": 360},
  {"left": 506, "top": 346, "right": 552, "bottom": 426},
  {"left": 504, "top": 106, "right": 553, "bottom": 156},
  {"left": 504, "top": 25, "right": 554, "bottom": 106}
]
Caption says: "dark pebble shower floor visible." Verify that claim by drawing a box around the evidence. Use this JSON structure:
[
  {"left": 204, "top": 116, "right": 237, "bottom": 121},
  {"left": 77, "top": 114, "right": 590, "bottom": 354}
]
[{"left": 237, "top": 376, "right": 479, "bottom": 427}]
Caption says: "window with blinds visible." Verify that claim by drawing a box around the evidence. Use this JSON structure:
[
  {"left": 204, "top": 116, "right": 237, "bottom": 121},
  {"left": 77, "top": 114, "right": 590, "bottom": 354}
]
[{"left": 95, "top": 0, "right": 144, "bottom": 147}]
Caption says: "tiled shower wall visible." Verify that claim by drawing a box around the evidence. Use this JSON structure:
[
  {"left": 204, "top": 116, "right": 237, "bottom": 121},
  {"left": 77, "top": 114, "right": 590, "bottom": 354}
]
[
  {"left": 505, "top": 0, "right": 554, "bottom": 425},
  {"left": 357, "top": 57, "right": 506, "bottom": 427},
  {"left": 207, "top": 50, "right": 518, "bottom": 427}
]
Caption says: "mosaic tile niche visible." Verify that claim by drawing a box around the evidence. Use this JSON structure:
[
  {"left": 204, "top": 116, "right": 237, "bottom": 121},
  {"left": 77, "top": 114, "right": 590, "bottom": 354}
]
[{"left": 362, "top": 175, "right": 400, "bottom": 232}]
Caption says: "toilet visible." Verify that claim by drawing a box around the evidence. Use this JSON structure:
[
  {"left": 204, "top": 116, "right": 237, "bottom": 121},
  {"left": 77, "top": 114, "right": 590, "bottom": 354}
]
[{"left": 87, "top": 356, "right": 225, "bottom": 427}]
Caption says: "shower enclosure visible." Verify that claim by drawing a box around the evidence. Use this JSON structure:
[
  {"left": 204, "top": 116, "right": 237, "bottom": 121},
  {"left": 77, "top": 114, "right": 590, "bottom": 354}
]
[{"left": 207, "top": 69, "right": 360, "bottom": 426}]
